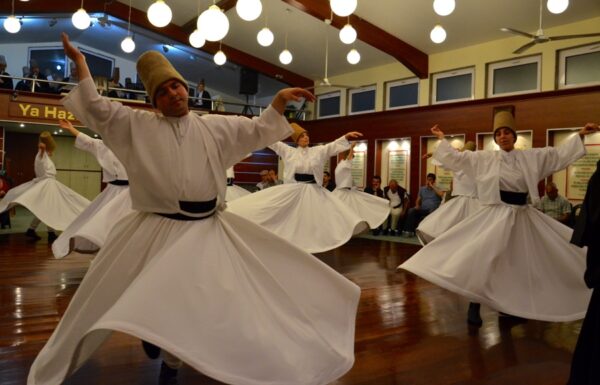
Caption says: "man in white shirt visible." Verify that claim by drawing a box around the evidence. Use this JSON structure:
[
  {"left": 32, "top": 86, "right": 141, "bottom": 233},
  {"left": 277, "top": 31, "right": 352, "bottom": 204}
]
[{"left": 536, "top": 181, "right": 571, "bottom": 224}]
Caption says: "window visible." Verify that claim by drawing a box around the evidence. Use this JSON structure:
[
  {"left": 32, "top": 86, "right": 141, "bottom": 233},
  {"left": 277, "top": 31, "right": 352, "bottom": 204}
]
[
  {"left": 385, "top": 78, "right": 419, "bottom": 110},
  {"left": 431, "top": 67, "right": 474, "bottom": 104},
  {"left": 348, "top": 85, "right": 376, "bottom": 115},
  {"left": 317, "top": 91, "right": 341, "bottom": 119},
  {"left": 487, "top": 55, "right": 541, "bottom": 97},
  {"left": 558, "top": 43, "right": 600, "bottom": 89},
  {"left": 79, "top": 48, "right": 114, "bottom": 79},
  {"left": 28, "top": 47, "right": 67, "bottom": 80}
]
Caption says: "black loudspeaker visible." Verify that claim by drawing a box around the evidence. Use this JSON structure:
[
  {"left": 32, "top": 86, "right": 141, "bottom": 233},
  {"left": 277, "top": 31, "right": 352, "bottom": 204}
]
[{"left": 239, "top": 68, "right": 258, "bottom": 95}]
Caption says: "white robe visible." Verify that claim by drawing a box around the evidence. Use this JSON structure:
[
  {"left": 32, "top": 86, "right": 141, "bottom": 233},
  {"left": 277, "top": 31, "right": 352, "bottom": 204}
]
[
  {"left": 225, "top": 166, "right": 250, "bottom": 202},
  {"left": 0, "top": 151, "right": 90, "bottom": 231},
  {"left": 400, "top": 135, "right": 591, "bottom": 321},
  {"left": 28, "top": 78, "right": 360, "bottom": 385},
  {"left": 52, "top": 134, "right": 133, "bottom": 258},
  {"left": 332, "top": 159, "right": 389, "bottom": 230},
  {"left": 227, "top": 138, "right": 367, "bottom": 253},
  {"left": 416, "top": 165, "right": 481, "bottom": 245}
]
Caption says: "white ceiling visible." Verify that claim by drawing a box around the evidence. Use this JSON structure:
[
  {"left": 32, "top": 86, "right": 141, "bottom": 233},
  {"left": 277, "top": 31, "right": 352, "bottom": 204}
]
[{"left": 2, "top": 0, "right": 600, "bottom": 99}]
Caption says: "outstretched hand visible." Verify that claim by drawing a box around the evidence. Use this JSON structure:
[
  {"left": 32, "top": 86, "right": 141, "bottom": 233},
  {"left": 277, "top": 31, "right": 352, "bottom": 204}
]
[
  {"left": 345, "top": 131, "right": 363, "bottom": 140},
  {"left": 272, "top": 88, "right": 315, "bottom": 115},
  {"left": 58, "top": 119, "right": 79, "bottom": 136},
  {"left": 431, "top": 124, "right": 444, "bottom": 139},
  {"left": 62, "top": 33, "right": 85, "bottom": 62},
  {"left": 579, "top": 122, "right": 599, "bottom": 137}
]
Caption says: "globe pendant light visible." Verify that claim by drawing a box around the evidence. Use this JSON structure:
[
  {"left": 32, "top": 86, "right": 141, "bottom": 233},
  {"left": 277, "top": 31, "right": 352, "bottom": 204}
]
[
  {"left": 4, "top": 0, "right": 20, "bottom": 33},
  {"left": 339, "top": 23, "right": 357, "bottom": 44},
  {"left": 72, "top": 0, "right": 91, "bottom": 30},
  {"left": 257, "top": 27, "right": 274, "bottom": 47},
  {"left": 236, "top": 0, "right": 262, "bottom": 22},
  {"left": 347, "top": 48, "right": 360, "bottom": 64},
  {"left": 189, "top": 29, "right": 206, "bottom": 48},
  {"left": 198, "top": 4, "right": 230, "bottom": 41},
  {"left": 121, "top": 0, "right": 135, "bottom": 53},
  {"left": 147, "top": 0, "right": 172, "bottom": 28},
  {"left": 330, "top": 0, "right": 357, "bottom": 17},
  {"left": 547, "top": 0, "right": 569, "bottom": 14},
  {"left": 430, "top": 24, "right": 446, "bottom": 43},
  {"left": 279, "top": 49, "right": 292, "bottom": 65},
  {"left": 433, "top": 0, "right": 455, "bottom": 16},
  {"left": 214, "top": 43, "right": 227, "bottom": 66}
]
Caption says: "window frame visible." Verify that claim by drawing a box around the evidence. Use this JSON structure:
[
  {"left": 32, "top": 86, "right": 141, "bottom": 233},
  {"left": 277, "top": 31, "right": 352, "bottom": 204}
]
[
  {"left": 316, "top": 91, "right": 342, "bottom": 119},
  {"left": 348, "top": 84, "right": 377, "bottom": 115},
  {"left": 430, "top": 66, "right": 475, "bottom": 105},
  {"left": 385, "top": 77, "right": 419, "bottom": 110},
  {"left": 557, "top": 42, "right": 600, "bottom": 89},
  {"left": 486, "top": 54, "right": 541, "bottom": 98}
]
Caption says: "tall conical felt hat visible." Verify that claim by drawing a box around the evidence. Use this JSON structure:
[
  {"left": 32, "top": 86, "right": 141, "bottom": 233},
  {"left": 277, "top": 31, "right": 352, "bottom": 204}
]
[
  {"left": 290, "top": 123, "right": 307, "bottom": 142},
  {"left": 493, "top": 110, "right": 517, "bottom": 142},
  {"left": 136, "top": 51, "right": 188, "bottom": 106},
  {"left": 39, "top": 131, "right": 56, "bottom": 153}
]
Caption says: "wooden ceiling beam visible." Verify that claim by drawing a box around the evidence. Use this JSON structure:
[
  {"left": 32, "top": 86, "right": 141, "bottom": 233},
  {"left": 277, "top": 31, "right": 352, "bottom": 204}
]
[
  {"left": 281, "top": 0, "right": 429, "bottom": 79},
  {"left": 10, "top": 0, "right": 313, "bottom": 88}
]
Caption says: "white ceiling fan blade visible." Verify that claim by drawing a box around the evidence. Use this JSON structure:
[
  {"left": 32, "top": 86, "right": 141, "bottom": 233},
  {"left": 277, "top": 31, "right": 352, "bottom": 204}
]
[
  {"left": 513, "top": 40, "right": 538, "bottom": 54},
  {"left": 501, "top": 27, "right": 536, "bottom": 39},
  {"left": 548, "top": 33, "right": 600, "bottom": 41}
]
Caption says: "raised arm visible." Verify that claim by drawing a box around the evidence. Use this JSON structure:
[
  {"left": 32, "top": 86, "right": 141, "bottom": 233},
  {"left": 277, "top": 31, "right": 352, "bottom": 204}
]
[
  {"left": 270, "top": 88, "right": 315, "bottom": 115},
  {"left": 430, "top": 125, "right": 477, "bottom": 176},
  {"left": 62, "top": 33, "right": 91, "bottom": 82},
  {"left": 58, "top": 118, "right": 80, "bottom": 137}
]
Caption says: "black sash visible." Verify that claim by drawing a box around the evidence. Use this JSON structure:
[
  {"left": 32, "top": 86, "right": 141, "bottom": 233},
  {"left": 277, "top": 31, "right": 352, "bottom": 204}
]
[
  {"left": 109, "top": 179, "right": 129, "bottom": 186},
  {"left": 156, "top": 198, "right": 217, "bottom": 221},
  {"left": 340, "top": 187, "right": 351, "bottom": 190},
  {"left": 500, "top": 190, "right": 528, "bottom": 205},
  {"left": 226, "top": 178, "right": 234, "bottom": 186},
  {"left": 294, "top": 173, "right": 316, "bottom": 183}
]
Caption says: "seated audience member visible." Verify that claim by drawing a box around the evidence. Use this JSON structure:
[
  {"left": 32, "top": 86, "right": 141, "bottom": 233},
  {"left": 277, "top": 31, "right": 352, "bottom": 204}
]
[
  {"left": 256, "top": 170, "right": 273, "bottom": 191},
  {"left": 15, "top": 66, "right": 30, "bottom": 91},
  {"left": 0, "top": 55, "right": 13, "bottom": 90},
  {"left": 536, "top": 181, "right": 571, "bottom": 225},
  {"left": 269, "top": 169, "right": 283, "bottom": 185},
  {"left": 107, "top": 67, "right": 125, "bottom": 98},
  {"left": 383, "top": 179, "right": 409, "bottom": 235},
  {"left": 28, "top": 60, "right": 51, "bottom": 93},
  {"left": 364, "top": 175, "right": 385, "bottom": 235},
  {"left": 402, "top": 173, "right": 443, "bottom": 237},
  {"left": 323, "top": 171, "right": 336, "bottom": 191}
]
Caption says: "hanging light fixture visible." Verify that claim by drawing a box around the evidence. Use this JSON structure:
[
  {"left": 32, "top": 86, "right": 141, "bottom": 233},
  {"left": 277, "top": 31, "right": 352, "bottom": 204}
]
[
  {"left": 72, "top": 0, "right": 91, "bottom": 30},
  {"left": 339, "top": 19, "right": 356, "bottom": 44},
  {"left": 279, "top": 10, "right": 292, "bottom": 65},
  {"left": 547, "top": 0, "right": 569, "bottom": 14},
  {"left": 121, "top": 0, "right": 136, "bottom": 53},
  {"left": 4, "top": 1, "right": 20, "bottom": 34},
  {"left": 347, "top": 48, "right": 360, "bottom": 64},
  {"left": 199, "top": 2, "right": 229, "bottom": 41},
  {"left": 214, "top": 42, "right": 227, "bottom": 65},
  {"left": 433, "top": 0, "right": 455, "bottom": 16},
  {"left": 430, "top": 24, "right": 446, "bottom": 43},
  {"left": 330, "top": 0, "right": 357, "bottom": 17},
  {"left": 147, "top": 0, "right": 172, "bottom": 28},
  {"left": 257, "top": 27, "right": 274, "bottom": 47},
  {"left": 189, "top": 0, "right": 206, "bottom": 48},
  {"left": 236, "top": 0, "right": 262, "bottom": 21}
]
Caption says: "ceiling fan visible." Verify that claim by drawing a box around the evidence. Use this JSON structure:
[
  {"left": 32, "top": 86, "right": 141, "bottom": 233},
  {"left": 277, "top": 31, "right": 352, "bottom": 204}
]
[
  {"left": 307, "top": 19, "right": 354, "bottom": 90},
  {"left": 501, "top": 0, "right": 600, "bottom": 54}
]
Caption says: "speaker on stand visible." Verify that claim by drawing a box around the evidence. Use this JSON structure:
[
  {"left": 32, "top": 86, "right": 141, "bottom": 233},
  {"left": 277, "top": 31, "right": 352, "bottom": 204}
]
[{"left": 239, "top": 67, "right": 258, "bottom": 115}]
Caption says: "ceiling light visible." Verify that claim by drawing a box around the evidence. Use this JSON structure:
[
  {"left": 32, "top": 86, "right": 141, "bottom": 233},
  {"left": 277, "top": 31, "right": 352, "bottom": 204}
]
[
  {"left": 56, "top": 65, "right": 62, "bottom": 70},
  {"left": 547, "top": 0, "right": 569, "bottom": 14},
  {"left": 121, "top": 36, "right": 135, "bottom": 53},
  {"left": 147, "top": 0, "right": 172, "bottom": 28},
  {"left": 347, "top": 48, "right": 360, "bottom": 64},
  {"left": 189, "top": 29, "right": 206, "bottom": 48},
  {"left": 214, "top": 50, "right": 226, "bottom": 65},
  {"left": 339, "top": 23, "right": 357, "bottom": 44},
  {"left": 430, "top": 24, "right": 446, "bottom": 43},
  {"left": 433, "top": 0, "right": 455, "bottom": 16},
  {"left": 19, "top": 123, "right": 25, "bottom": 128},
  {"left": 236, "top": 0, "right": 262, "bottom": 22},
  {"left": 279, "top": 49, "right": 292, "bottom": 65},
  {"left": 72, "top": 7, "right": 91, "bottom": 30},
  {"left": 4, "top": 16, "right": 21, "bottom": 34},
  {"left": 330, "top": 0, "right": 357, "bottom": 17},
  {"left": 198, "top": 5, "right": 229, "bottom": 41},
  {"left": 257, "top": 27, "right": 274, "bottom": 46}
]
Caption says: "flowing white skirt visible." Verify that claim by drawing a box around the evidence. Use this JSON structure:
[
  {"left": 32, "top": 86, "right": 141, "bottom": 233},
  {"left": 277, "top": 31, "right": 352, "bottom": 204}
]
[
  {"left": 28, "top": 210, "right": 360, "bottom": 385},
  {"left": 226, "top": 184, "right": 250, "bottom": 202},
  {"left": 0, "top": 177, "right": 90, "bottom": 231},
  {"left": 52, "top": 185, "right": 133, "bottom": 258},
  {"left": 400, "top": 203, "right": 591, "bottom": 322},
  {"left": 331, "top": 188, "right": 389, "bottom": 229},
  {"left": 227, "top": 183, "right": 365, "bottom": 253},
  {"left": 416, "top": 195, "right": 482, "bottom": 245}
]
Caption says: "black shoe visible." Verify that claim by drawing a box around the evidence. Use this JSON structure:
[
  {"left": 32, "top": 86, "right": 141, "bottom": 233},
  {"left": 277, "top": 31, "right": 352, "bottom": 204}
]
[
  {"left": 371, "top": 229, "right": 381, "bottom": 236},
  {"left": 467, "top": 302, "right": 482, "bottom": 327},
  {"left": 25, "top": 228, "right": 41, "bottom": 241},
  {"left": 159, "top": 361, "right": 178, "bottom": 384},
  {"left": 498, "top": 312, "right": 527, "bottom": 328},
  {"left": 48, "top": 232, "right": 58, "bottom": 243},
  {"left": 142, "top": 340, "right": 161, "bottom": 359}
]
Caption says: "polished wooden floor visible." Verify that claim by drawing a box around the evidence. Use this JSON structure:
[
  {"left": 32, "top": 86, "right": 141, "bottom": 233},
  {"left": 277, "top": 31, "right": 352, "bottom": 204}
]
[{"left": 0, "top": 233, "right": 581, "bottom": 385}]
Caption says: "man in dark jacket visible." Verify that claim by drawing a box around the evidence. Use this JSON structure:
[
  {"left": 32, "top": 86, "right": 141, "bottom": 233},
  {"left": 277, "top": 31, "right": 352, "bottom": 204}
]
[
  {"left": 0, "top": 55, "right": 13, "bottom": 90},
  {"left": 364, "top": 175, "right": 384, "bottom": 234}
]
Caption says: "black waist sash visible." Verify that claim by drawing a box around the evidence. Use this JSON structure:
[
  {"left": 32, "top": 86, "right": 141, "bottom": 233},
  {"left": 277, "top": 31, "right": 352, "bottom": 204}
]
[
  {"left": 109, "top": 179, "right": 129, "bottom": 186},
  {"left": 226, "top": 178, "right": 234, "bottom": 186},
  {"left": 156, "top": 198, "right": 217, "bottom": 221},
  {"left": 340, "top": 187, "right": 351, "bottom": 190},
  {"left": 294, "top": 173, "right": 316, "bottom": 183},
  {"left": 500, "top": 190, "right": 528, "bottom": 205}
]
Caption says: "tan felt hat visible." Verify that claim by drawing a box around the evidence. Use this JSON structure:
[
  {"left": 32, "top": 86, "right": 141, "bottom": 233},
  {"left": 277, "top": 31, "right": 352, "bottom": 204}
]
[{"left": 136, "top": 50, "right": 187, "bottom": 106}]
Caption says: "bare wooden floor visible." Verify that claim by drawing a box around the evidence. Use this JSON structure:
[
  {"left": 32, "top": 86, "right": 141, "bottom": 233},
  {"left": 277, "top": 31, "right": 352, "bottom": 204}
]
[{"left": 0, "top": 233, "right": 580, "bottom": 385}]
